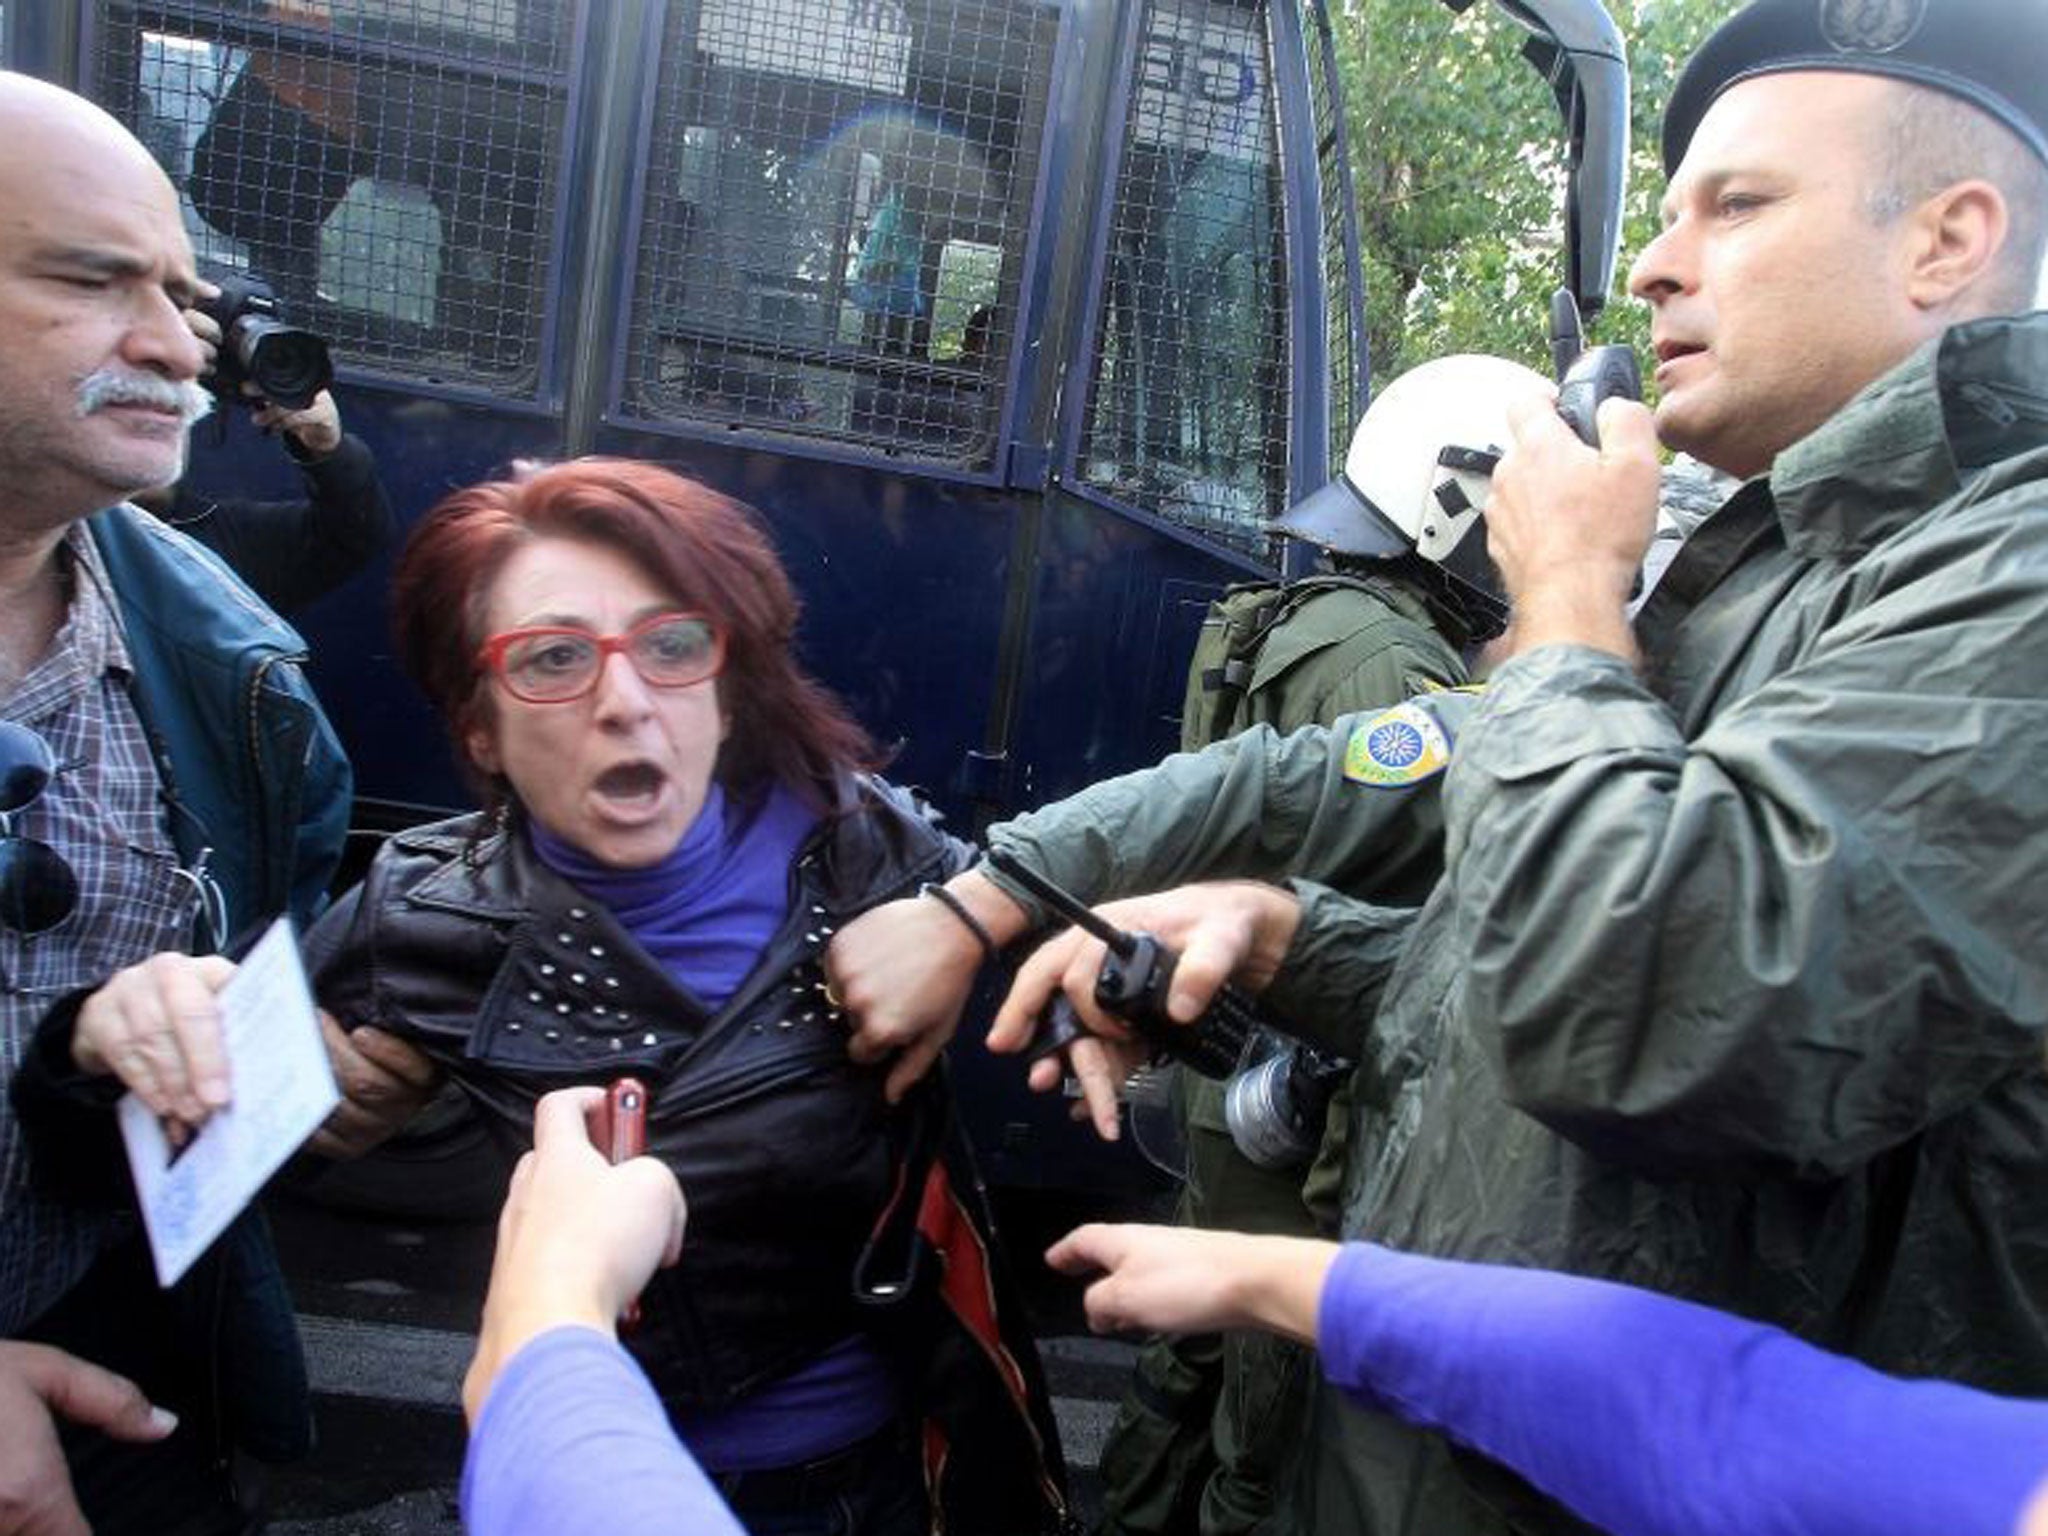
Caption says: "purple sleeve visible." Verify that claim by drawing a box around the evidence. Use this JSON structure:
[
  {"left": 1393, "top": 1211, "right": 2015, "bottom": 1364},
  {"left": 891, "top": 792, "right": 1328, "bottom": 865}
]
[
  {"left": 1317, "top": 1243, "right": 2047, "bottom": 1536},
  {"left": 461, "top": 1326, "right": 744, "bottom": 1536}
]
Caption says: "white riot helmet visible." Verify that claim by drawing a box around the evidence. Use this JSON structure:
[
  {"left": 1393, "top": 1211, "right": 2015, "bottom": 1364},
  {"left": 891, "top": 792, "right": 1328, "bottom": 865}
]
[{"left": 1275, "top": 354, "right": 1550, "bottom": 638}]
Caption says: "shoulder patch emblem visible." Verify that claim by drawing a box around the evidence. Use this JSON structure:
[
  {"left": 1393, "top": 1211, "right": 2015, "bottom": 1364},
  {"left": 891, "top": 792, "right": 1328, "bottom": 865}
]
[{"left": 1343, "top": 701, "right": 1453, "bottom": 789}]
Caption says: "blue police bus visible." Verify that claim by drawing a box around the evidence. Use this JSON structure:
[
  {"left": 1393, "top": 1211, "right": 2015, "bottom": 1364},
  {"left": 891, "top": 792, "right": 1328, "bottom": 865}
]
[{"left": 7, "top": 0, "right": 1626, "bottom": 1196}]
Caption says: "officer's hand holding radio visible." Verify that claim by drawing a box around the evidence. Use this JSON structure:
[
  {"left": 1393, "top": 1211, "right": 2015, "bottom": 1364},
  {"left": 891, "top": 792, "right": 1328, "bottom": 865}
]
[
  {"left": 1487, "top": 389, "right": 1662, "bottom": 661},
  {"left": 985, "top": 880, "right": 1304, "bottom": 1141},
  {"left": 1490, "top": 294, "right": 1661, "bottom": 661}
]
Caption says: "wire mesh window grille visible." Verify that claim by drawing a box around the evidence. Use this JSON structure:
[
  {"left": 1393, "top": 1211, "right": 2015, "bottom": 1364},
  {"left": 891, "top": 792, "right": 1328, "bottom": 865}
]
[
  {"left": 622, "top": 0, "right": 1056, "bottom": 471},
  {"left": 1080, "top": 0, "right": 1289, "bottom": 557},
  {"left": 1304, "top": 4, "right": 1361, "bottom": 481},
  {"left": 95, "top": 0, "right": 574, "bottom": 395}
]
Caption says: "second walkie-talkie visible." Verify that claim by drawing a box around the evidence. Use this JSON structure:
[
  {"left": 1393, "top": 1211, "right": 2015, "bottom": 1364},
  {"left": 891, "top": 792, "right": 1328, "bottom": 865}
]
[{"left": 1549, "top": 288, "right": 1642, "bottom": 447}]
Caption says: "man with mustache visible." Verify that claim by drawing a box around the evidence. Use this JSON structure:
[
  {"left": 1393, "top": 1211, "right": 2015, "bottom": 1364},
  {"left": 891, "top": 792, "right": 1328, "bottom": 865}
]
[
  {"left": 831, "top": 0, "right": 2048, "bottom": 1530},
  {"left": 0, "top": 72, "right": 352, "bottom": 1536}
]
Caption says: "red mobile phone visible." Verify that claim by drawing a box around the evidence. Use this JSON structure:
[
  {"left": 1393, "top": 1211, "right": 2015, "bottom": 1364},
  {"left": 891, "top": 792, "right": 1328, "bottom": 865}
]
[
  {"left": 599, "top": 1077, "right": 649, "bottom": 1163},
  {"left": 596, "top": 1077, "right": 650, "bottom": 1331}
]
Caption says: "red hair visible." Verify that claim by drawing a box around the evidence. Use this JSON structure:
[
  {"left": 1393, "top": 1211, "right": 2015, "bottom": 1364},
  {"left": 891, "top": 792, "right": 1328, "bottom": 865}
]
[{"left": 391, "top": 457, "right": 880, "bottom": 811}]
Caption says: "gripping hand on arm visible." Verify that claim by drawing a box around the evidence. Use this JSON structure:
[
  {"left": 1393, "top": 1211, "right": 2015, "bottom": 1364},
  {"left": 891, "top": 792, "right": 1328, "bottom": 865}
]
[
  {"left": 827, "top": 869, "right": 1031, "bottom": 1102},
  {"left": 307, "top": 1014, "right": 442, "bottom": 1159}
]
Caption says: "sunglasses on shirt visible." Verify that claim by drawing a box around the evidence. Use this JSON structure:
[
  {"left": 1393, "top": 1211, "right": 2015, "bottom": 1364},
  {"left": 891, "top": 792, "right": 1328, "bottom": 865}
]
[{"left": 0, "top": 720, "right": 80, "bottom": 935}]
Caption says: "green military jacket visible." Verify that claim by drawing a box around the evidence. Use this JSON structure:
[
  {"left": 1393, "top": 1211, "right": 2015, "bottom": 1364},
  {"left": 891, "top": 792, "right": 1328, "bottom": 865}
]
[
  {"left": 1175, "top": 571, "right": 1464, "bottom": 1134},
  {"left": 987, "top": 692, "right": 1466, "bottom": 996},
  {"left": 989, "top": 313, "right": 2048, "bottom": 1534},
  {"left": 1180, "top": 572, "right": 1468, "bottom": 754}
]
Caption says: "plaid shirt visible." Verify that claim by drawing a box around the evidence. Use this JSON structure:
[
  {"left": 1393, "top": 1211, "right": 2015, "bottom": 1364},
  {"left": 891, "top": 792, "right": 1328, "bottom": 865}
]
[{"left": 0, "top": 527, "right": 208, "bottom": 1333}]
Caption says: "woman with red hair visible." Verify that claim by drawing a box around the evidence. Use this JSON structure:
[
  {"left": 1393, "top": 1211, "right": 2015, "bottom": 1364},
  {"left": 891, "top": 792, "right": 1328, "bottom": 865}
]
[{"left": 303, "top": 458, "right": 1069, "bottom": 1536}]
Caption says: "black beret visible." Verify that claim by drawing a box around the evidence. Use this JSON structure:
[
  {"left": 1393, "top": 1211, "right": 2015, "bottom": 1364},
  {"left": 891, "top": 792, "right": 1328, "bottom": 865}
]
[{"left": 1663, "top": 0, "right": 2048, "bottom": 176}]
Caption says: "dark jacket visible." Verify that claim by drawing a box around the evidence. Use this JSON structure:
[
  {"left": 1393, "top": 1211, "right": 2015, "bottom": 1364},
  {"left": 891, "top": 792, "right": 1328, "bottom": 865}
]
[
  {"left": 91, "top": 504, "right": 352, "bottom": 933},
  {"left": 304, "top": 775, "right": 1074, "bottom": 1532},
  {"left": 14, "top": 504, "right": 354, "bottom": 1462},
  {"left": 174, "top": 432, "right": 396, "bottom": 615}
]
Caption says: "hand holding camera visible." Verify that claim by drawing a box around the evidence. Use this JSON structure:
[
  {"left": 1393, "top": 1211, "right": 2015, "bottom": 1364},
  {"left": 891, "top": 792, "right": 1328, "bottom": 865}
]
[{"left": 186, "top": 274, "right": 337, "bottom": 448}]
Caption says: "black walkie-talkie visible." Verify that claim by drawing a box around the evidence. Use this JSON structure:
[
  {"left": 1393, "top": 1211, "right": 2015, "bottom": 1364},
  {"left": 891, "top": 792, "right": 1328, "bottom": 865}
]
[
  {"left": 1549, "top": 288, "right": 1642, "bottom": 447},
  {"left": 987, "top": 849, "right": 1257, "bottom": 1079}
]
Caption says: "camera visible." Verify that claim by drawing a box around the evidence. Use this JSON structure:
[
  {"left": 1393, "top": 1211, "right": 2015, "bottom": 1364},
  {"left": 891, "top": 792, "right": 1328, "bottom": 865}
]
[
  {"left": 1223, "top": 1034, "right": 1350, "bottom": 1172},
  {"left": 196, "top": 275, "right": 334, "bottom": 412}
]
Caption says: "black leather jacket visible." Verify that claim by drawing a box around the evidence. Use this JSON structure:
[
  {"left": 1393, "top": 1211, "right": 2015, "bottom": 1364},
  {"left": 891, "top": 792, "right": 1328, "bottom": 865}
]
[
  {"left": 305, "top": 774, "right": 1074, "bottom": 1531},
  {"left": 306, "top": 773, "right": 962, "bottom": 1399}
]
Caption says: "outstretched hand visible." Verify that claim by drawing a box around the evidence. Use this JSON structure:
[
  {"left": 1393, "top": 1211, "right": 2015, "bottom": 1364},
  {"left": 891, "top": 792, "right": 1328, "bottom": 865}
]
[{"left": 1046, "top": 1224, "right": 1335, "bottom": 1347}]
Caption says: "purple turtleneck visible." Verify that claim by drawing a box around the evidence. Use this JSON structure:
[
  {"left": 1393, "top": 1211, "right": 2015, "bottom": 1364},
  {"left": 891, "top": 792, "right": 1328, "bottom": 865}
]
[{"left": 528, "top": 780, "right": 815, "bottom": 1009}]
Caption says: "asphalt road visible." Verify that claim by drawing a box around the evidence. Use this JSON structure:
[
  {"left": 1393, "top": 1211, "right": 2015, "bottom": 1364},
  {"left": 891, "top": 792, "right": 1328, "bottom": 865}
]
[{"left": 257, "top": 1191, "right": 1144, "bottom": 1533}]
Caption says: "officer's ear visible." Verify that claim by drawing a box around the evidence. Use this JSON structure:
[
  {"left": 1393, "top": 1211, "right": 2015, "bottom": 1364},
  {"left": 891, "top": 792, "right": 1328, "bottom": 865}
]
[{"left": 1902, "top": 177, "right": 2011, "bottom": 314}]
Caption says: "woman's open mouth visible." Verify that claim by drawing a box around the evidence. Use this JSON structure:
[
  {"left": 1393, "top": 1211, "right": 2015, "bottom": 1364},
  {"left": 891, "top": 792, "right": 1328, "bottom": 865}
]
[{"left": 593, "top": 761, "right": 665, "bottom": 809}]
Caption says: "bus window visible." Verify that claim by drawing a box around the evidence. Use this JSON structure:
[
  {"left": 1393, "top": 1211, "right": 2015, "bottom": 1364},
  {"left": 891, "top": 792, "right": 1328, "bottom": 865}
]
[
  {"left": 620, "top": 0, "right": 1057, "bottom": 470},
  {"left": 1080, "top": 0, "right": 1288, "bottom": 555},
  {"left": 320, "top": 177, "right": 441, "bottom": 328},
  {"left": 96, "top": 1, "right": 575, "bottom": 393}
]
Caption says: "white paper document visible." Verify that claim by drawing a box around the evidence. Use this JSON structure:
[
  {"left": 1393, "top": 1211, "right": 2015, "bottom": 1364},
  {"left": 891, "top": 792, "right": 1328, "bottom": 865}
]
[{"left": 119, "top": 919, "right": 341, "bottom": 1287}]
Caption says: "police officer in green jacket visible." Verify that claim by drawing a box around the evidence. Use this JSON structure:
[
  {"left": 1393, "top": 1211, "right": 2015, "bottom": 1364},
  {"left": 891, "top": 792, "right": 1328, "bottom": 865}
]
[
  {"left": 829, "top": 1, "right": 2048, "bottom": 1530},
  {"left": 1097, "top": 355, "right": 1540, "bottom": 1536}
]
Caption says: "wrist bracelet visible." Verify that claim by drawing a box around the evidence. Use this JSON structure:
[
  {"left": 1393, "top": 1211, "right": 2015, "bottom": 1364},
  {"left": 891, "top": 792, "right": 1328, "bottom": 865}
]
[{"left": 920, "top": 882, "right": 1000, "bottom": 966}]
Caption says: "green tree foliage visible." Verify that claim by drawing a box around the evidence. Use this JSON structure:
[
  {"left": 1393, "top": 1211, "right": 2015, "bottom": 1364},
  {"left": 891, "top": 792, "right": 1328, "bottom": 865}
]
[{"left": 1330, "top": 0, "right": 1730, "bottom": 381}]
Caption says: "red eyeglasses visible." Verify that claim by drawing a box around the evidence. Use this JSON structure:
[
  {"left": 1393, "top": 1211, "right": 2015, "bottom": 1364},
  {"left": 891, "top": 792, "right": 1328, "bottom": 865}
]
[{"left": 474, "top": 612, "right": 726, "bottom": 704}]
